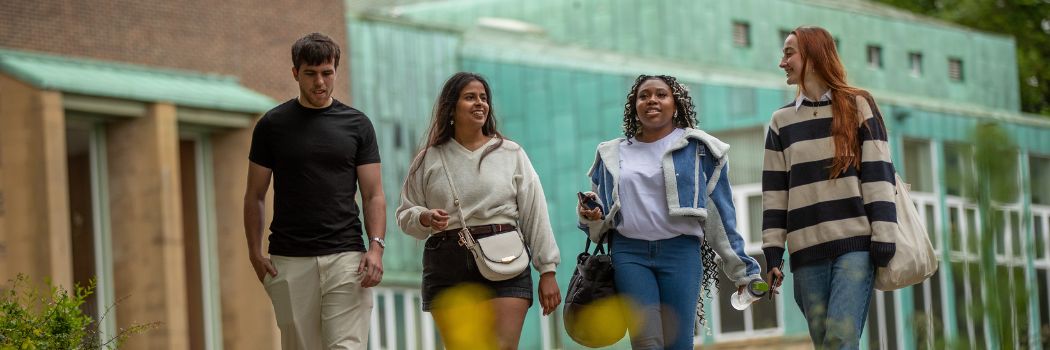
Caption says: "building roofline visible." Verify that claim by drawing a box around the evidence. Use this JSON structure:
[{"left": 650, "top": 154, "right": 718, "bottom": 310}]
[
  {"left": 0, "top": 48, "right": 275, "bottom": 114},
  {"left": 458, "top": 28, "right": 1048, "bottom": 128},
  {"left": 366, "top": 0, "right": 1015, "bottom": 42},
  {"left": 797, "top": 0, "right": 1014, "bottom": 41}
]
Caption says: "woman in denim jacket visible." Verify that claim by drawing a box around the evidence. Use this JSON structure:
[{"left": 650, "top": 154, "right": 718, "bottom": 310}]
[{"left": 577, "top": 74, "right": 762, "bottom": 350}]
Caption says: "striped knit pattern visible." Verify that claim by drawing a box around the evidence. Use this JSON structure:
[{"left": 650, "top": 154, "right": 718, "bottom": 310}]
[{"left": 761, "top": 95, "right": 897, "bottom": 270}]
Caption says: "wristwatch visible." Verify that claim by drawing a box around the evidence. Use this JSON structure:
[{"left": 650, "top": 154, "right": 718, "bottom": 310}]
[{"left": 371, "top": 237, "right": 386, "bottom": 249}]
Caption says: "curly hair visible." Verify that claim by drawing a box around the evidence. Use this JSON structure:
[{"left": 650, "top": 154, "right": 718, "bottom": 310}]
[
  {"left": 622, "top": 74, "right": 698, "bottom": 140},
  {"left": 696, "top": 244, "right": 720, "bottom": 332}
]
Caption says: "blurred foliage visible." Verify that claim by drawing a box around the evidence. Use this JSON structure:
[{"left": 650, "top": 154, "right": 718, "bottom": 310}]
[
  {"left": 874, "top": 0, "right": 1050, "bottom": 116},
  {"left": 972, "top": 122, "right": 1026, "bottom": 348},
  {"left": 0, "top": 274, "right": 155, "bottom": 349},
  {"left": 911, "top": 123, "right": 1046, "bottom": 348}
]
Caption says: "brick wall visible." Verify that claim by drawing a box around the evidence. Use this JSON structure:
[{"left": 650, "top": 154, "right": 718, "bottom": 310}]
[{"left": 0, "top": 0, "right": 351, "bottom": 103}]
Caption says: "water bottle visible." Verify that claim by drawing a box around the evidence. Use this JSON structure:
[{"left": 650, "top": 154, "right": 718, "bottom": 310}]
[{"left": 730, "top": 279, "right": 770, "bottom": 311}]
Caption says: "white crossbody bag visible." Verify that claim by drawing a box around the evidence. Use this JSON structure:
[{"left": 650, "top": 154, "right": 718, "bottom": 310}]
[{"left": 438, "top": 149, "right": 529, "bottom": 281}]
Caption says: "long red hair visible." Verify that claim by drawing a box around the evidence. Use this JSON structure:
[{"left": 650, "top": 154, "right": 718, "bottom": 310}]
[{"left": 792, "top": 26, "right": 880, "bottom": 179}]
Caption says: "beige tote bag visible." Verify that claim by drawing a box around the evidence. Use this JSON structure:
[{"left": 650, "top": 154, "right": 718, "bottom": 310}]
[{"left": 875, "top": 173, "right": 939, "bottom": 291}]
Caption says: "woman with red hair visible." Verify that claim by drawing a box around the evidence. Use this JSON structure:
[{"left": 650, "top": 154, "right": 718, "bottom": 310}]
[{"left": 761, "top": 26, "right": 897, "bottom": 349}]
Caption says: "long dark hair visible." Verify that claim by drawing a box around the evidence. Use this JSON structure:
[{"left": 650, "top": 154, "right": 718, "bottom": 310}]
[
  {"left": 622, "top": 74, "right": 698, "bottom": 140},
  {"left": 409, "top": 72, "right": 505, "bottom": 175},
  {"left": 791, "top": 26, "right": 882, "bottom": 179}
]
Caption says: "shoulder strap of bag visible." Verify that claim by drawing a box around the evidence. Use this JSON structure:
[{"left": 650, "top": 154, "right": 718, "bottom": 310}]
[
  {"left": 583, "top": 231, "right": 609, "bottom": 255},
  {"left": 436, "top": 148, "right": 470, "bottom": 230}
]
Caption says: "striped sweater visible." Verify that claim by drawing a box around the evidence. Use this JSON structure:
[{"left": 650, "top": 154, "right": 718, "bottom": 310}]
[{"left": 761, "top": 94, "right": 897, "bottom": 271}]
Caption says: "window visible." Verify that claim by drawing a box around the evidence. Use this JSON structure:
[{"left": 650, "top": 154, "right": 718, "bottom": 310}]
[
  {"left": 747, "top": 195, "right": 763, "bottom": 244},
  {"left": 949, "top": 207, "right": 963, "bottom": 253},
  {"left": 949, "top": 58, "right": 964, "bottom": 81},
  {"left": 902, "top": 139, "right": 934, "bottom": 193},
  {"left": 868, "top": 290, "right": 901, "bottom": 350},
  {"left": 912, "top": 271, "right": 945, "bottom": 349},
  {"left": 1037, "top": 214, "right": 1048, "bottom": 260},
  {"left": 178, "top": 135, "right": 226, "bottom": 349},
  {"left": 944, "top": 143, "right": 975, "bottom": 197},
  {"left": 712, "top": 129, "right": 764, "bottom": 186},
  {"left": 867, "top": 45, "right": 883, "bottom": 69},
  {"left": 1032, "top": 156, "right": 1050, "bottom": 205},
  {"left": 996, "top": 209, "right": 1008, "bottom": 257},
  {"left": 732, "top": 21, "right": 751, "bottom": 47},
  {"left": 715, "top": 253, "right": 781, "bottom": 338},
  {"left": 1038, "top": 267, "right": 1049, "bottom": 347},
  {"left": 924, "top": 202, "right": 939, "bottom": 250},
  {"left": 778, "top": 29, "right": 792, "bottom": 43},
  {"left": 714, "top": 188, "right": 781, "bottom": 339},
  {"left": 64, "top": 120, "right": 117, "bottom": 341},
  {"left": 909, "top": 52, "right": 923, "bottom": 76},
  {"left": 1010, "top": 211, "right": 1022, "bottom": 258},
  {"left": 965, "top": 208, "right": 978, "bottom": 254}
]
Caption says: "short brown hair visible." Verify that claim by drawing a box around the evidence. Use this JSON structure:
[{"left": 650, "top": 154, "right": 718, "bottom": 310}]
[{"left": 291, "top": 32, "right": 340, "bottom": 69}]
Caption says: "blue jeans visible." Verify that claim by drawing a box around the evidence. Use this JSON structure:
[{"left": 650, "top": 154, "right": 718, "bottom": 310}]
[
  {"left": 611, "top": 232, "right": 701, "bottom": 350},
  {"left": 792, "top": 251, "right": 874, "bottom": 350}
]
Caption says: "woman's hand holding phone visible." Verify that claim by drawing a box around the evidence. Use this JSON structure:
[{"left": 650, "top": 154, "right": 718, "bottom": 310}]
[
  {"left": 767, "top": 266, "right": 784, "bottom": 300},
  {"left": 577, "top": 192, "right": 603, "bottom": 221}
]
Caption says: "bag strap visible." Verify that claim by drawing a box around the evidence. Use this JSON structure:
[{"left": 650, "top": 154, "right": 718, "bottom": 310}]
[
  {"left": 583, "top": 231, "right": 609, "bottom": 255},
  {"left": 436, "top": 149, "right": 479, "bottom": 248},
  {"left": 436, "top": 149, "right": 467, "bottom": 225}
]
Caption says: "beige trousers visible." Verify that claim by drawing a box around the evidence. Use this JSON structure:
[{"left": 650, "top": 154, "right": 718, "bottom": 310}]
[{"left": 263, "top": 251, "right": 373, "bottom": 349}]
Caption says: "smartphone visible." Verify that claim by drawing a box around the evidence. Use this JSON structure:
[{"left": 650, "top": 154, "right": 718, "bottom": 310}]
[
  {"left": 768, "top": 265, "right": 784, "bottom": 300},
  {"left": 577, "top": 192, "right": 601, "bottom": 211}
]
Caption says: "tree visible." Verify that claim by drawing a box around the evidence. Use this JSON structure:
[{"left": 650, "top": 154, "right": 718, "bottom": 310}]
[{"left": 874, "top": 0, "right": 1050, "bottom": 116}]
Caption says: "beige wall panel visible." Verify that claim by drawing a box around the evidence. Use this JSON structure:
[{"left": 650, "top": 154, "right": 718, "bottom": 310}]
[
  {"left": 211, "top": 124, "right": 280, "bottom": 349},
  {"left": 0, "top": 74, "right": 73, "bottom": 289},
  {"left": 106, "top": 102, "right": 189, "bottom": 350}
]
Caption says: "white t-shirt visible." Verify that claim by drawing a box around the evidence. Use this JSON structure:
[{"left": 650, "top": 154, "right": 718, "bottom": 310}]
[{"left": 616, "top": 128, "right": 704, "bottom": 241}]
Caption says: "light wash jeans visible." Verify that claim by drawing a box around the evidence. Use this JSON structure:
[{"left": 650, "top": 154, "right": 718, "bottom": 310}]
[
  {"left": 611, "top": 232, "right": 702, "bottom": 350},
  {"left": 792, "top": 251, "right": 875, "bottom": 350}
]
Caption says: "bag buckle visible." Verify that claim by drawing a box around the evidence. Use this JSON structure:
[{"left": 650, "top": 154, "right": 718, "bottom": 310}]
[{"left": 457, "top": 228, "right": 476, "bottom": 249}]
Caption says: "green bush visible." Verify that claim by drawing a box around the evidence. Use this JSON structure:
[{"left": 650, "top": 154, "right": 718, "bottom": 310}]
[{"left": 0, "top": 274, "right": 154, "bottom": 349}]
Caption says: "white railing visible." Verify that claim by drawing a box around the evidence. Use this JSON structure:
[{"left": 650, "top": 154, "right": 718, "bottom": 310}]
[
  {"left": 368, "top": 287, "right": 556, "bottom": 350},
  {"left": 369, "top": 288, "right": 436, "bottom": 350}
]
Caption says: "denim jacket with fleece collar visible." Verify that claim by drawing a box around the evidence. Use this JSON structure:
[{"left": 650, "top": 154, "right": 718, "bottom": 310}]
[{"left": 579, "top": 128, "right": 761, "bottom": 287}]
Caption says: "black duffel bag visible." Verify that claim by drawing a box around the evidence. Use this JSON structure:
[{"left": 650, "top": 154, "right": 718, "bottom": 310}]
[{"left": 563, "top": 233, "right": 627, "bottom": 348}]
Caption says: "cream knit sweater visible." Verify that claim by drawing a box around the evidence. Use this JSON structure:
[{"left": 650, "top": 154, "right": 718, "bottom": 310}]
[{"left": 396, "top": 138, "right": 560, "bottom": 274}]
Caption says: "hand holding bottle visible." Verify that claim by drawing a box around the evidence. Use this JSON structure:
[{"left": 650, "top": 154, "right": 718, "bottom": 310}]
[{"left": 731, "top": 279, "right": 770, "bottom": 311}]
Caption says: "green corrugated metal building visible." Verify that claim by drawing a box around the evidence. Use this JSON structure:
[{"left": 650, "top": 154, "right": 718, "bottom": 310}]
[{"left": 349, "top": 1, "right": 1050, "bottom": 349}]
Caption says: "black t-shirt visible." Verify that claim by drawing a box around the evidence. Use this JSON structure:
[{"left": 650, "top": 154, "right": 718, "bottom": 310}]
[{"left": 248, "top": 98, "right": 381, "bottom": 256}]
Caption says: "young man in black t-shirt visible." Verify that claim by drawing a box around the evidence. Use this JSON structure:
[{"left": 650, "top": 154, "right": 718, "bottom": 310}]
[{"left": 244, "top": 32, "right": 386, "bottom": 349}]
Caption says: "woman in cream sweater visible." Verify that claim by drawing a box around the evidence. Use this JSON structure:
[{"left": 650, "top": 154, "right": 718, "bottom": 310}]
[{"left": 396, "top": 72, "right": 561, "bottom": 350}]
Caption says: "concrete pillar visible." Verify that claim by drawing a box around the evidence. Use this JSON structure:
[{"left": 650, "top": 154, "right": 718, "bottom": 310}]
[
  {"left": 106, "top": 102, "right": 189, "bottom": 350},
  {"left": 211, "top": 124, "right": 280, "bottom": 350},
  {"left": 0, "top": 74, "right": 73, "bottom": 289}
]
